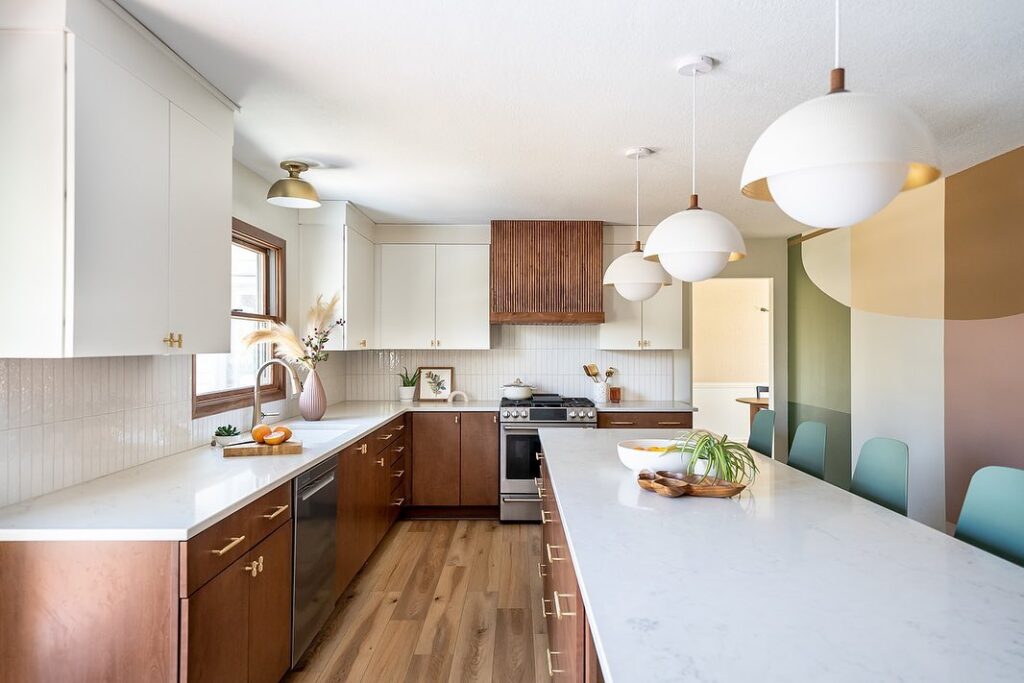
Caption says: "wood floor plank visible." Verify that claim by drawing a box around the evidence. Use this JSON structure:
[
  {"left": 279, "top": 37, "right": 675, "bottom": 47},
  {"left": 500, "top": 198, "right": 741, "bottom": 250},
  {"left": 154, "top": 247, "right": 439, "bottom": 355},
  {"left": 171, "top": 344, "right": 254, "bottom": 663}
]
[
  {"left": 393, "top": 521, "right": 457, "bottom": 621},
  {"left": 532, "top": 633, "right": 549, "bottom": 682},
  {"left": 492, "top": 608, "right": 536, "bottom": 683},
  {"left": 317, "top": 591, "right": 401, "bottom": 683},
  {"left": 466, "top": 521, "right": 499, "bottom": 592},
  {"left": 360, "top": 619, "right": 421, "bottom": 682},
  {"left": 445, "top": 520, "right": 475, "bottom": 566},
  {"left": 447, "top": 591, "right": 498, "bottom": 683}
]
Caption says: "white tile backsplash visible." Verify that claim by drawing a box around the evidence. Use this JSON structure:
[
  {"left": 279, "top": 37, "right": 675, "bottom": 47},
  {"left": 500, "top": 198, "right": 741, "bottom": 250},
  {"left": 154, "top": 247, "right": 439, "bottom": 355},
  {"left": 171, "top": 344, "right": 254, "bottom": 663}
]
[
  {"left": 0, "top": 355, "right": 345, "bottom": 508},
  {"left": 343, "top": 325, "right": 675, "bottom": 403}
]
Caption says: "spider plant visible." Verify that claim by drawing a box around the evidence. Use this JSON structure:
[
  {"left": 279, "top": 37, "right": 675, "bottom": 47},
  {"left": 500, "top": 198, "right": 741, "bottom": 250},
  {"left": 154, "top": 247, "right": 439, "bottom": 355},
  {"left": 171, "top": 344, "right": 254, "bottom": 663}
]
[{"left": 677, "top": 430, "right": 759, "bottom": 485}]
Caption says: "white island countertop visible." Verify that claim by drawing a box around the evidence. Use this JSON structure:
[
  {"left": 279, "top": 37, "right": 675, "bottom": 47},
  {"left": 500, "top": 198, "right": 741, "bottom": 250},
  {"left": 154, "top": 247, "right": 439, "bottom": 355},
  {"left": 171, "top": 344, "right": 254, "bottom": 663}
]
[
  {"left": 538, "top": 428, "right": 1024, "bottom": 683},
  {"left": 0, "top": 401, "right": 496, "bottom": 542}
]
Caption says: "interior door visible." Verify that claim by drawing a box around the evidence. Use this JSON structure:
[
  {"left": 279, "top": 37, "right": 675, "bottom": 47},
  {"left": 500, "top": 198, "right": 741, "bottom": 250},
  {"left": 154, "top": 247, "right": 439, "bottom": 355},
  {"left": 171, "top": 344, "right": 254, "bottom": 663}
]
[
  {"left": 247, "top": 522, "right": 293, "bottom": 683},
  {"left": 344, "top": 227, "right": 377, "bottom": 350},
  {"left": 642, "top": 275, "right": 684, "bottom": 350},
  {"left": 71, "top": 39, "right": 169, "bottom": 356},
  {"left": 435, "top": 244, "right": 490, "bottom": 349},
  {"left": 598, "top": 244, "right": 643, "bottom": 350},
  {"left": 411, "top": 412, "right": 461, "bottom": 505},
  {"left": 168, "top": 103, "right": 232, "bottom": 354},
  {"left": 379, "top": 243, "right": 436, "bottom": 348}
]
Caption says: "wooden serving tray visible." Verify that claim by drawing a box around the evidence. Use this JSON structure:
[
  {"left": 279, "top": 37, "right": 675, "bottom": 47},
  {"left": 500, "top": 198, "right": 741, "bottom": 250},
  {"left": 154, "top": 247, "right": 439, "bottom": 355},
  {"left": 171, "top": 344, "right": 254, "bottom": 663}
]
[
  {"left": 636, "top": 470, "right": 747, "bottom": 498},
  {"left": 223, "top": 441, "right": 303, "bottom": 457}
]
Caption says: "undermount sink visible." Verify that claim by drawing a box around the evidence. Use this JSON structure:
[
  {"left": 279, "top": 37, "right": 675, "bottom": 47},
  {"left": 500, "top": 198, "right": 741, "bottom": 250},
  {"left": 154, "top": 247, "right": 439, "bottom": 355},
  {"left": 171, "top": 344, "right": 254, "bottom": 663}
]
[{"left": 281, "top": 426, "right": 350, "bottom": 444}]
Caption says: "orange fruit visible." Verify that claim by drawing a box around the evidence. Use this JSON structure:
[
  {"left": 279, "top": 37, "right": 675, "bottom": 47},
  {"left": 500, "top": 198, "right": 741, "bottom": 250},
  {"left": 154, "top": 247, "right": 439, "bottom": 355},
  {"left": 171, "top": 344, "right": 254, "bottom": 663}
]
[
  {"left": 276, "top": 426, "right": 293, "bottom": 441},
  {"left": 251, "top": 424, "right": 272, "bottom": 443},
  {"left": 264, "top": 430, "right": 289, "bottom": 446}
]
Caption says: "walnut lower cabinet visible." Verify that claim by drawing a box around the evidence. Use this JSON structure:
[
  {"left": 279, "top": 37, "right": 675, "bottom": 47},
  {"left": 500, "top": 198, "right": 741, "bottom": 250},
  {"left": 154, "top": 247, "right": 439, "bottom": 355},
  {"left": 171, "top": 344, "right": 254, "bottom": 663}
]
[
  {"left": 596, "top": 411, "right": 693, "bottom": 429},
  {"left": 411, "top": 412, "right": 499, "bottom": 508},
  {"left": 540, "top": 459, "right": 604, "bottom": 682}
]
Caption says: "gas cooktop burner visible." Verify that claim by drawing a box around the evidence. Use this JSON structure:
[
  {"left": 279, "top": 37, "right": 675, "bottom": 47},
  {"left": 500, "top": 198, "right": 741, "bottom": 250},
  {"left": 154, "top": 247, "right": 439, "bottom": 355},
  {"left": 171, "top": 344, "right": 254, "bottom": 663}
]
[
  {"left": 499, "top": 394, "right": 596, "bottom": 424},
  {"left": 499, "top": 394, "right": 595, "bottom": 408}
]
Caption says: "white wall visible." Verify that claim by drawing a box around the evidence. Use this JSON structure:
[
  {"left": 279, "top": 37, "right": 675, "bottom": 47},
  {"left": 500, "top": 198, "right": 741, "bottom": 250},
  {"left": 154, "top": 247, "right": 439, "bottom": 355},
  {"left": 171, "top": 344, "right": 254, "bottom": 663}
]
[{"left": 0, "top": 161, "right": 343, "bottom": 507}]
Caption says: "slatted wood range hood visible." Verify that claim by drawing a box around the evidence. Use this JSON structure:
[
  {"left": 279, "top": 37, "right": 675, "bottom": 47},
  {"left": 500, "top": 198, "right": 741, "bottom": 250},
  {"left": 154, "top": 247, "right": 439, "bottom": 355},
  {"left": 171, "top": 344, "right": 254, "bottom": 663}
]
[{"left": 489, "top": 220, "right": 604, "bottom": 324}]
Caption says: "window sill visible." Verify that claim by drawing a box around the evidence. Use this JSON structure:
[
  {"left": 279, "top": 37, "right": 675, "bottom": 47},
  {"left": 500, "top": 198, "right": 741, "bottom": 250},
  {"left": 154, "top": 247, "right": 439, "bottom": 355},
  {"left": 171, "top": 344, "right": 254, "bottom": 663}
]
[{"left": 192, "top": 386, "right": 287, "bottom": 420}]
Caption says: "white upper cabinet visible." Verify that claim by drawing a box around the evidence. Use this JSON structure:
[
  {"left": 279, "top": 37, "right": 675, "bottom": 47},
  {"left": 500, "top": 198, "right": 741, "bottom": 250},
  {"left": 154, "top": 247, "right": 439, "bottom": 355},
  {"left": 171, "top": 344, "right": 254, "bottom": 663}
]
[
  {"left": 0, "top": 1, "right": 235, "bottom": 357},
  {"left": 599, "top": 244, "right": 684, "bottom": 350},
  {"left": 378, "top": 242, "right": 491, "bottom": 350},
  {"left": 435, "top": 244, "right": 490, "bottom": 350},
  {"left": 379, "top": 244, "right": 437, "bottom": 349},
  {"left": 299, "top": 202, "right": 377, "bottom": 351},
  {"left": 167, "top": 104, "right": 233, "bottom": 354}
]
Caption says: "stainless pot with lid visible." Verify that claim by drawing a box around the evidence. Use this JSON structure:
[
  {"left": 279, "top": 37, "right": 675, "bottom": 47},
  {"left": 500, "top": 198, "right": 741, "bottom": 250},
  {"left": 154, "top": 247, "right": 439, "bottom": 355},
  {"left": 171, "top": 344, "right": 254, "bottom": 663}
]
[{"left": 501, "top": 378, "right": 534, "bottom": 401}]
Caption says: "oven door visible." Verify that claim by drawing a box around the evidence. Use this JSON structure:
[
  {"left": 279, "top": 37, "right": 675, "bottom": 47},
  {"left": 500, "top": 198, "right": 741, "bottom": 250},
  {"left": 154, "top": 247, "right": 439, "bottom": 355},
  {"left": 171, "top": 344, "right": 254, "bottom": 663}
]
[{"left": 500, "top": 423, "right": 592, "bottom": 495}]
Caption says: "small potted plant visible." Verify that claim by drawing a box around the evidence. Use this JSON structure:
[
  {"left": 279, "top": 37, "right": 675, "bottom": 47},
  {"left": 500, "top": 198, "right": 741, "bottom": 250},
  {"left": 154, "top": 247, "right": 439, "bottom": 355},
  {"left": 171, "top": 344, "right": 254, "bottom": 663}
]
[
  {"left": 396, "top": 367, "right": 420, "bottom": 402},
  {"left": 213, "top": 424, "right": 241, "bottom": 447},
  {"left": 678, "top": 430, "right": 759, "bottom": 490}
]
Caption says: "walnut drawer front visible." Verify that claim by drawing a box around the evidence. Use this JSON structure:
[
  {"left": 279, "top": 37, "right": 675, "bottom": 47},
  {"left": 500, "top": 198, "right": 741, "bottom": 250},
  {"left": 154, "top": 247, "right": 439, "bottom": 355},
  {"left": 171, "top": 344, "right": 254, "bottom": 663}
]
[
  {"left": 372, "top": 418, "right": 405, "bottom": 453},
  {"left": 390, "top": 450, "right": 408, "bottom": 493},
  {"left": 596, "top": 411, "right": 693, "bottom": 429},
  {"left": 388, "top": 438, "right": 407, "bottom": 465},
  {"left": 181, "top": 482, "right": 291, "bottom": 596}
]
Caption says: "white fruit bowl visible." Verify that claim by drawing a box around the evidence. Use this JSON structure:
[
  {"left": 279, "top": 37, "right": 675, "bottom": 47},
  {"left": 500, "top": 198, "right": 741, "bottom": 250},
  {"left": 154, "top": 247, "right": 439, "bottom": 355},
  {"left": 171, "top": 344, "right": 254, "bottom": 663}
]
[{"left": 617, "top": 439, "right": 686, "bottom": 472}]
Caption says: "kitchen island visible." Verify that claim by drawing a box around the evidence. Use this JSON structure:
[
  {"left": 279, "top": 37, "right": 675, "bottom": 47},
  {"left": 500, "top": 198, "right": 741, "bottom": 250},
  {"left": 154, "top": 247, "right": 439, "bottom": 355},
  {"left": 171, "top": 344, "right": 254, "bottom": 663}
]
[{"left": 538, "top": 428, "right": 1024, "bottom": 682}]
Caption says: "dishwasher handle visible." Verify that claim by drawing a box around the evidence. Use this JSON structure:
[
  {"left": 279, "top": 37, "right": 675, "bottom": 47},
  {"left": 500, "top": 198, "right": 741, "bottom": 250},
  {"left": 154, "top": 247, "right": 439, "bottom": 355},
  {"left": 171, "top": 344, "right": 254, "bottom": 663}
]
[{"left": 298, "top": 471, "right": 336, "bottom": 501}]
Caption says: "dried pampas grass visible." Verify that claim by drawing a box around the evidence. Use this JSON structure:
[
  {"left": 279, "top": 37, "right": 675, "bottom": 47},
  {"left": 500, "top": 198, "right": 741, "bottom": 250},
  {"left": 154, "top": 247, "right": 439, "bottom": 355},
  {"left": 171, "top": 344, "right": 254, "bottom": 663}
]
[
  {"left": 242, "top": 323, "right": 310, "bottom": 368},
  {"left": 307, "top": 292, "right": 341, "bottom": 335},
  {"left": 242, "top": 291, "right": 344, "bottom": 371}
]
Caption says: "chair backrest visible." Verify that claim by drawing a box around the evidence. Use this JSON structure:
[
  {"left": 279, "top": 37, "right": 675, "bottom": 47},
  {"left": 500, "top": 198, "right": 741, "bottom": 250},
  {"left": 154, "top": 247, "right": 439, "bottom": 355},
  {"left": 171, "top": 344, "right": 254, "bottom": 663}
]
[
  {"left": 850, "top": 437, "right": 909, "bottom": 515},
  {"left": 788, "top": 421, "right": 827, "bottom": 479},
  {"left": 747, "top": 409, "right": 775, "bottom": 457},
  {"left": 954, "top": 466, "right": 1024, "bottom": 566},
  {"left": 755, "top": 385, "right": 769, "bottom": 399}
]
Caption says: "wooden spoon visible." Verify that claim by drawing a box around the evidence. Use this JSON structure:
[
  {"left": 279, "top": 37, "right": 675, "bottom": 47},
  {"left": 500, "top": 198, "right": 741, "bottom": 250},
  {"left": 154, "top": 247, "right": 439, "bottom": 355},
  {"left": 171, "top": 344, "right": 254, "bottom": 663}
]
[{"left": 583, "top": 364, "right": 601, "bottom": 383}]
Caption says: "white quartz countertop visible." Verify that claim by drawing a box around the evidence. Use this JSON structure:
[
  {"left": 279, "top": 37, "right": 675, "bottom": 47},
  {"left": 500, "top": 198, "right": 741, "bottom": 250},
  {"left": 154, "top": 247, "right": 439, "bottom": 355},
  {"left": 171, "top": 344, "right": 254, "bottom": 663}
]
[
  {"left": 591, "top": 401, "right": 695, "bottom": 412},
  {"left": 538, "top": 428, "right": 1024, "bottom": 683},
  {"left": 0, "top": 401, "right": 496, "bottom": 542}
]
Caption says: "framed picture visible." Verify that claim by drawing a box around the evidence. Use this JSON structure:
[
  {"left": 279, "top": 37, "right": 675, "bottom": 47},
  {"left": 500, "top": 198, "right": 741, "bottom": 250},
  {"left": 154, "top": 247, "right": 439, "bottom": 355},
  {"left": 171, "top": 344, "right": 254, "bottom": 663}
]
[{"left": 417, "top": 366, "right": 454, "bottom": 402}]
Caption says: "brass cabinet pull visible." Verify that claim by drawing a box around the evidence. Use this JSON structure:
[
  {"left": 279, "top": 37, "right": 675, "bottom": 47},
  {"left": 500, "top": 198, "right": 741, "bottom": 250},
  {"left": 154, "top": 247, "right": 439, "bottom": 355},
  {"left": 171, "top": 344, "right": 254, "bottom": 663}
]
[
  {"left": 553, "top": 591, "right": 576, "bottom": 619},
  {"left": 358, "top": 444, "right": 368, "bottom": 454},
  {"left": 493, "top": 414, "right": 497, "bottom": 423},
  {"left": 546, "top": 543, "right": 566, "bottom": 563},
  {"left": 455, "top": 414, "right": 459, "bottom": 424},
  {"left": 394, "top": 424, "right": 405, "bottom": 431},
  {"left": 392, "top": 469, "right": 405, "bottom": 478},
  {"left": 176, "top": 333, "right": 183, "bottom": 348},
  {"left": 261, "top": 504, "right": 288, "bottom": 520},
  {"left": 212, "top": 535, "right": 245, "bottom": 556},
  {"left": 609, "top": 421, "right": 636, "bottom": 426},
  {"left": 537, "top": 562, "right": 547, "bottom": 579},
  {"left": 534, "top": 477, "right": 543, "bottom": 487},
  {"left": 256, "top": 555, "right": 264, "bottom": 574},
  {"left": 546, "top": 649, "right": 564, "bottom": 676},
  {"left": 657, "top": 421, "right": 682, "bottom": 426},
  {"left": 535, "top": 452, "right": 544, "bottom": 461},
  {"left": 376, "top": 457, "right": 385, "bottom": 467},
  {"left": 390, "top": 497, "right": 405, "bottom": 507},
  {"left": 540, "top": 596, "right": 553, "bottom": 617},
  {"left": 162, "top": 332, "right": 182, "bottom": 348},
  {"left": 436, "top": 339, "right": 441, "bottom": 347},
  {"left": 359, "top": 339, "right": 367, "bottom": 347},
  {"left": 393, "top": 445, "right": 405, "bottom": 453},
  {"left": 243, "top": 560, "right": 258, "bottom": 578},
  {"left": 540, "top": 509, "right": 554, "bottom": 525},
  {"left": 378, "top": 433, "right": 393, "bottom": 440}
]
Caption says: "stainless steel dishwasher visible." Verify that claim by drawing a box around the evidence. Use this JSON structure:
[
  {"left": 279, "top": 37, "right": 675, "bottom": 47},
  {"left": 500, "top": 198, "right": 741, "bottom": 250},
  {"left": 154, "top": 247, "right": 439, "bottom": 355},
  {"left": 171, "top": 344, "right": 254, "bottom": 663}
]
[{"left": 292, "top": 455, "right": 338, "bottom": 666}]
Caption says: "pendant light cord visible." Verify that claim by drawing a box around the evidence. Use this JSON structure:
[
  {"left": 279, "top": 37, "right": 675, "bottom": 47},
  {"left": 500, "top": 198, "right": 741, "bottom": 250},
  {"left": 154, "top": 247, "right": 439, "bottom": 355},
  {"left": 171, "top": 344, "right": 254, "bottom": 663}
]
[
  {"left": 635, "top": 150, "right": 641, "bottom": 242},
  {"left": 834, "top": 0, "right": 841, "bottom": 68},
  {"left": 691, "top": 68, "right": 697, "bottom": 197}
]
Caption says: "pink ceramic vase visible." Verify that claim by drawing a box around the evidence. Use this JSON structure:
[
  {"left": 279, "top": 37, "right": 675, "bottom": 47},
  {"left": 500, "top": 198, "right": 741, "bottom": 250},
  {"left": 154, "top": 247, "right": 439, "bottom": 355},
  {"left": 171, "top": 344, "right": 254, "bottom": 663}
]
[{"left": 299, "top": 368, "right": 327, "bottom": 421}]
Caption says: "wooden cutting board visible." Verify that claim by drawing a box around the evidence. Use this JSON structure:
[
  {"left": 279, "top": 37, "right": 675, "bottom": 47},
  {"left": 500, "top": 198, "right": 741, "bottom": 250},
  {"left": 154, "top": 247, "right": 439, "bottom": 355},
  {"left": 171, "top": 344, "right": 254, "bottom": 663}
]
[{"left": 223, "top": 441, "right": 303, "bottom": 457}]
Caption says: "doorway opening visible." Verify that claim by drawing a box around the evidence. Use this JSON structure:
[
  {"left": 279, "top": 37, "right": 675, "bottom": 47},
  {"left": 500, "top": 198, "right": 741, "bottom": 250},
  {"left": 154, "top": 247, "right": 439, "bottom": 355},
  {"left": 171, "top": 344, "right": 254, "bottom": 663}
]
[{"left": 691, "top": 278, "right": 773, "bottom": 446}]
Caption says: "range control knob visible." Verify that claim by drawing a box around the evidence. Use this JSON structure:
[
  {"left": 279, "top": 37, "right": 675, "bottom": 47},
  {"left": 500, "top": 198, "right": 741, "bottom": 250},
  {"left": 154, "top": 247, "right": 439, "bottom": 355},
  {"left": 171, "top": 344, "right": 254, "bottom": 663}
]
[
  {"left": 569, "top": 411, "right": 577, "bottom": 418},
  {"left": 587, "top": 410, "right": 595, "bottom": 418},
  {"left": 502, "top": 410, "right": 510, "bottom": 418},
  {"left": 512, "top": 410, "right": 521, "bottom": 418}
]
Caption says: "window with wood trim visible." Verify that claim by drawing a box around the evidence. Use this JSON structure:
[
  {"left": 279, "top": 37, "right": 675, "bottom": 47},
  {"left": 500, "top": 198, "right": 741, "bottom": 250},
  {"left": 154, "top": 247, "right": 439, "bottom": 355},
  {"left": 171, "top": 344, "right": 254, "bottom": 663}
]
[{"left": 192, "top": 219, "right": 287, "bottom": 418}]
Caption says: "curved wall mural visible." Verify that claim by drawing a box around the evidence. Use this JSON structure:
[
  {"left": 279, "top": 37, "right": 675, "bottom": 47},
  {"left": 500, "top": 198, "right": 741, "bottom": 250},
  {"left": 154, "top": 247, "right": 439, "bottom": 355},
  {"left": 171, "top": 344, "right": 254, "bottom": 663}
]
[{"left": 787, "top": 146, "right": 1022, "bottom": 530}]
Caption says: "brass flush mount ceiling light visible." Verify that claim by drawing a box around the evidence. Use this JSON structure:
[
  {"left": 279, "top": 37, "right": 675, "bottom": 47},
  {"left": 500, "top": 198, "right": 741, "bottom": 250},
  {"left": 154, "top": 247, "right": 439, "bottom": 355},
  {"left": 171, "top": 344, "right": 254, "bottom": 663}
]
[
  {"left": 741, "top": 0, "right": 941, "bottom": 228},
  {"left": 267, "top": 160, "right": 321, "bottom": 209}
]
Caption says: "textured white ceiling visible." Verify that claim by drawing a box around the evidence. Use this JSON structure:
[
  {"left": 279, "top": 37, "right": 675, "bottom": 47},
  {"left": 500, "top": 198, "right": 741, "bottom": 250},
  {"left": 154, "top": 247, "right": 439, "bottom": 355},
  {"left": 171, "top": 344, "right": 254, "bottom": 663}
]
[{"left": 119, "top": 0, "right": 1024, "bottom": 236}]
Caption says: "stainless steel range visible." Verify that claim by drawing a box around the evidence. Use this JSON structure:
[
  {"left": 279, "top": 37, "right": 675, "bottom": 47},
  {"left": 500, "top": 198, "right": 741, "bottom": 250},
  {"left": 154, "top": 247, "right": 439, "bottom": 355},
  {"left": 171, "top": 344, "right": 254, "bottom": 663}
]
[{"left": 499, "top": 393, "right": 596, "bottom": 522}]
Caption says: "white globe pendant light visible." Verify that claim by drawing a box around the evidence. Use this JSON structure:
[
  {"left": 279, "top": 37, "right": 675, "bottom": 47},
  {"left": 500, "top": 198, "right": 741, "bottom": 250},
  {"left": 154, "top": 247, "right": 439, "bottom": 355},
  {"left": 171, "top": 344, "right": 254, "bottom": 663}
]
[
  {"left": 603, "top": 148, "right": 672, "bottom": 302},
  {"left": 741, "top": 0, "right": 941, "bottom": 228},
  {"left": 644, "top": 56, "right": 745, "bottom": 283}
]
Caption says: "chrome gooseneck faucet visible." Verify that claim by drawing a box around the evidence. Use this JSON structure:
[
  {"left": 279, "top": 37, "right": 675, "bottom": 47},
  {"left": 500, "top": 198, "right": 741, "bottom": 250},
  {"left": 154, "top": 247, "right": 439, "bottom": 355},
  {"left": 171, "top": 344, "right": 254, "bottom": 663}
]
[{"left": 253, "top": 359, "right": 303, "bottom": 430}]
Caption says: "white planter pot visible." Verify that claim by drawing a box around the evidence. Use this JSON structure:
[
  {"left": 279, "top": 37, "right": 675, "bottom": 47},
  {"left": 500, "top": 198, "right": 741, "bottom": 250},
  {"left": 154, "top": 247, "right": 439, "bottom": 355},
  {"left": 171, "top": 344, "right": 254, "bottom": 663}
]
[
  {"left": 398, "top": 386, "right": 416, "bottom": 402},
  {"left": 213, "top": 435, "right": 240, "bottom": 448}
]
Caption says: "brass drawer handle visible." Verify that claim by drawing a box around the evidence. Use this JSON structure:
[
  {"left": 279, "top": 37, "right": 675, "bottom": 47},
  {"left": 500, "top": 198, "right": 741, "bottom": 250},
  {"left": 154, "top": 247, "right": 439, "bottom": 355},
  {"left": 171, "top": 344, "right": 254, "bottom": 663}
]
[
  {"left": 553, "top": 591, "right": 576, "bottom": 619},
  {"left": 394, "top": 424, "right": 405, "bottom": 431},
  {"left": 256, "top": 555, "right": 264, "bottom": 573},
  {"left": 243, "top": 560, "right": 258, "bottom": 578},
  {"left": 376, "top": 457, "right": 386, "bottom": 467},
  {"left": 212, "top": 535, "right": 245, "bottom": 556},
  {"left": 538, "top": 562, "right": 547, "bottom": 579},
  {"left": 390, "top": 497, "right": 405, "bottom": 507},
  {"left": 393, "top": 445, "right": 405, "bottom": 453},
  {"left": 546, "top": 543, "right": 566, "bottom": 563},
  {"left": 535, "top": 451, "right": 544, "bottom": 461},
  {"left": 261, "top": 504, "right": 288, "bottom": 520},
  {"left": 540, "top": 596, "right": 553, "bottom": 617},
  {"left": 534, "top": 477, "right": 543, "bottom": 487},
  {"left": 378, "top": 433, "right": 393, "bottom": 440},
  {"left": 546, "top": 649, "right": 564, "bottom": 676},
  {"left": 541, "top": 509, "right": 554, "bottom": 525},
  {"left": 609, "top": 421, "right": 636, "bottom": 426},
  {"left": 392, "top": 469, "right": 405, "bottom": 478},
  {"left": 657, "top": 421, "right": 682, "bottom": 426},
  {"left": 358, "top": 444, "right": 368, "bottom": 454}
]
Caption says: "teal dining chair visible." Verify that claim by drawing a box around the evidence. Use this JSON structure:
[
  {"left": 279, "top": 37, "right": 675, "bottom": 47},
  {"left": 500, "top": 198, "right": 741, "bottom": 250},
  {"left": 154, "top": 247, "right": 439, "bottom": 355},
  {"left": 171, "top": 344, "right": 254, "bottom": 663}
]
[
  {"left": 788, "top": 421, "right": 827, "bottom": 479},
  {"left": 850, "top": 438, "right": 909, "bottom": 515},
  {"left": 954, "top": 466, "right": 1024, "bottom": 566},
  {"left": 747, "top": 409, "right": 775, "bottom": 457}
]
